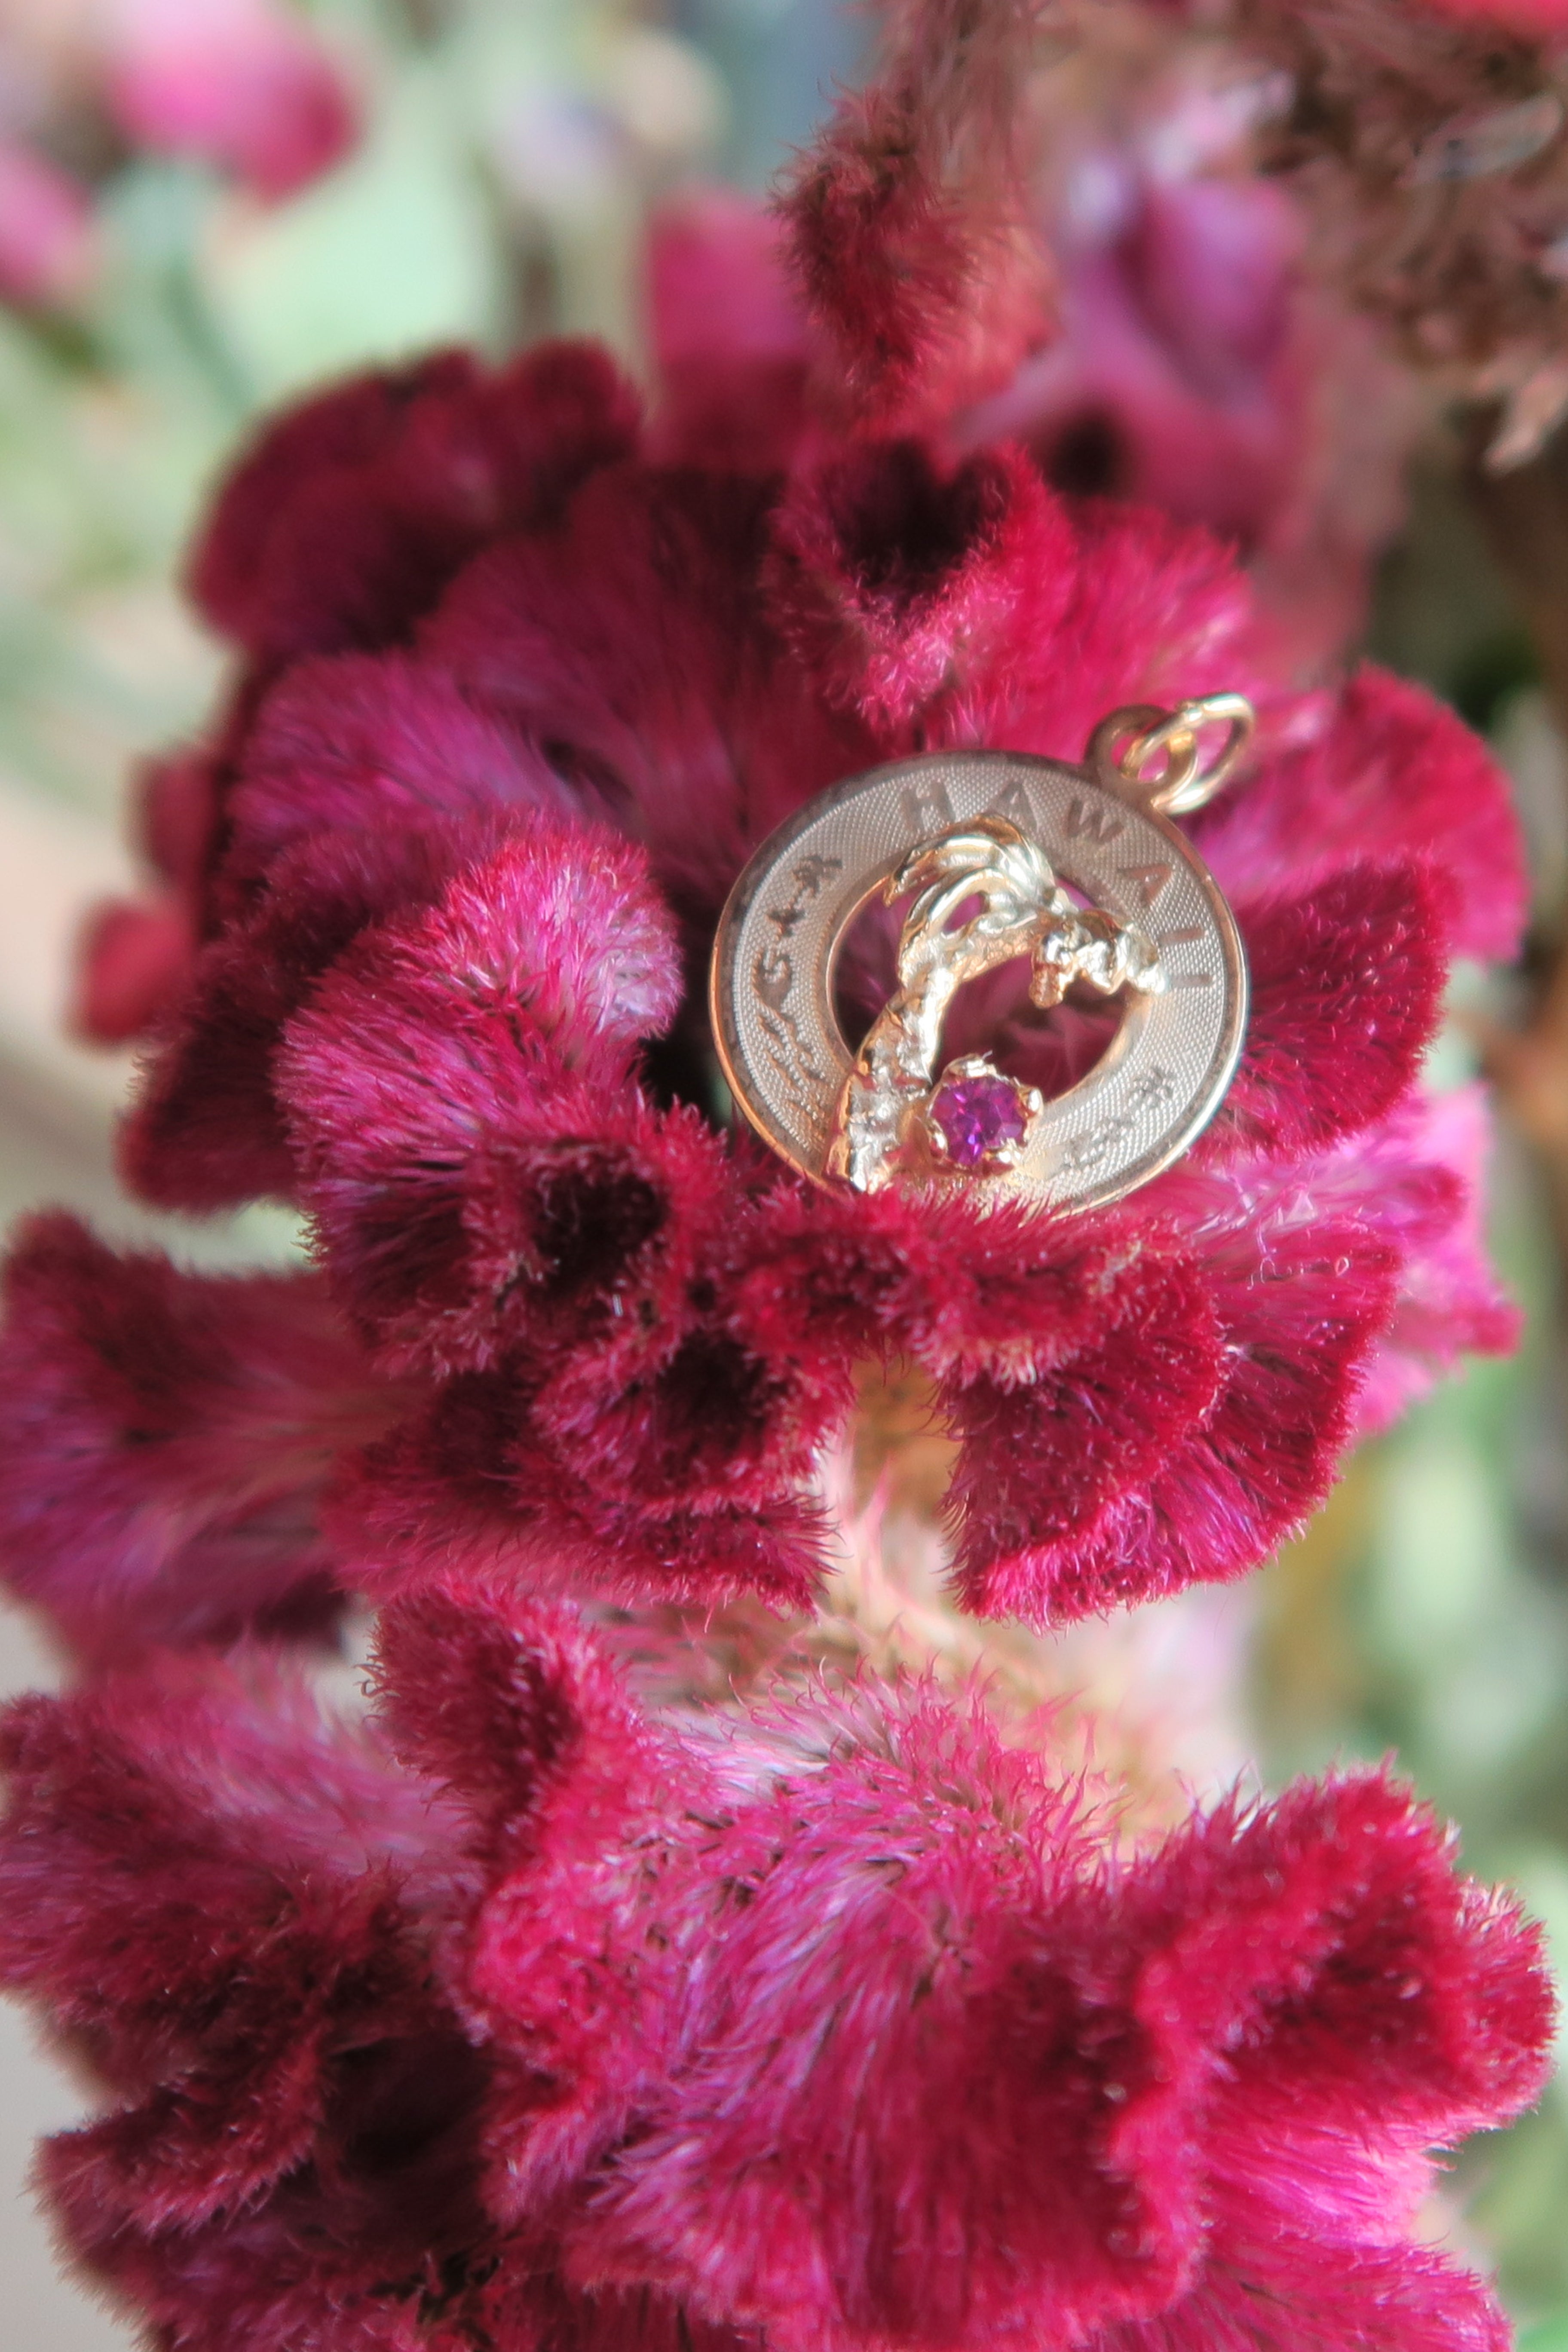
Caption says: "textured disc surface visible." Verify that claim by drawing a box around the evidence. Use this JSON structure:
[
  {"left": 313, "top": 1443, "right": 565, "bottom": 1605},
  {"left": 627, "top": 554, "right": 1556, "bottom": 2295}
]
[{"left": 710, "top": 750, "right": 1248, "bottom": 1214}]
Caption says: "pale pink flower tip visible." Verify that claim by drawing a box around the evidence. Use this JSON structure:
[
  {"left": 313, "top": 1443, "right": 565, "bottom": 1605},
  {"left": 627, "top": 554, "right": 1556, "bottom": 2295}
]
[
  {"left": 105, "top": 0, "right": 359, "bottom": 201},
  {"left": 0, "top": 136, "right": 96, "bottom": 309}
]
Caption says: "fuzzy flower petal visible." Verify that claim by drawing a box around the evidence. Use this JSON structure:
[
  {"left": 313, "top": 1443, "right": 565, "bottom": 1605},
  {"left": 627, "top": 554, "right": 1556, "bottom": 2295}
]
[
  {"left": 420, "top": 464, "right": 873, "bottom": 916},
  {"left": 34, "top": 290, "right": 1527, "bottom": 1638},
  {"left": 1194, "top": 667, "right": 1528, "bottom": 965},
  {"left": 72, "top": 894, "right": 196, "bottom": 1047},
  {"left": 0, "top": 1582, "right": 1549, "bottom": 2352},
  {"left": 0, "top": 1652, "right": 486, "bottom": 2352},
  {"left": 1216, "top": 861, "right": 1448, "bottom": 1159},
  {"left": 0, "top": 1216, "right": 401, "bottom": 1660},
  {"left": 946, "top": 1172, "right": 1404, "bottom": 1621},
  {"left": 124, "top": 816, "right": 503, "bottom": 1211},
  {"left": 1325, "top": 1084, "right": 1522, "bottom": 1435},
  {"left": 274, "top": 824, "right": 689, "bottom": 1374},
  {"left": 647, "top": 186, "right": 818, "bottom": 472},
  {"left": 190, "top": 342, "right": 642, "bottom": 665},
  {"left": 764, "top": 437, "right": 1287, "bottom": 760},
  {"left": 776, "top": 0, "right": 1055, "bottom": 429},
  {"left": 330, "top": 1386, "right": 830, "bottom": 1615},
  {"left": 221, "top": 650, "right": 583, "bottom": 905}
]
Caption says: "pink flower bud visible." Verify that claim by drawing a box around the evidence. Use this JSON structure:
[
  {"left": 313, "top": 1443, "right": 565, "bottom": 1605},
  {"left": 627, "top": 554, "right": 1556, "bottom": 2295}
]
[
  {"left": 0, "top": 135, "right": 95, "bottom": 308},
  {"left": 102, "top": 0, "right": 359, "bottom": 201}
]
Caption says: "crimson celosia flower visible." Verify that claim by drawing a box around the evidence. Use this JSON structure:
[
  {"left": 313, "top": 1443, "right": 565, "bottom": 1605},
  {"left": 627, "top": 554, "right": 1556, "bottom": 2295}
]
[
  {"left": 651, "top": 167, "right": 1414, "bottom": 685},
  {"left": 0, "top": 1213, "right": 404, "bottom": 1666},
  {"left": 952, "top": 92, "right": 1418, "bottom": 679},
  {"left": 0, "top": 0, "right": 1526, "bottom": 1647},
  {"left": 0, "top": 13, "right": 1553, "bottom": 2343},
  {"left": 0, "top": 1576, "right": 1552, "bottom": 2352},
  {"left": 23, "top": 302, "right": 1522, "bottom": 1642}
]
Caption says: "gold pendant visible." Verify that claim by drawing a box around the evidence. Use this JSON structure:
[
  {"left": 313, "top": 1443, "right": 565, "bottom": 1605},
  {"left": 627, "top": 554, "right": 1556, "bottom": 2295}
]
[{"left": 710, "top": 698, "right": 1252, "bottom": 1214}]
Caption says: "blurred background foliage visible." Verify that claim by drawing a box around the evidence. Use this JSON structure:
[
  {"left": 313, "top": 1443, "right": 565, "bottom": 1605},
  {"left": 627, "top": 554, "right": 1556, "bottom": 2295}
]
[{"left": 2, "top": 0, "right": 1568, "bottom": 2343}]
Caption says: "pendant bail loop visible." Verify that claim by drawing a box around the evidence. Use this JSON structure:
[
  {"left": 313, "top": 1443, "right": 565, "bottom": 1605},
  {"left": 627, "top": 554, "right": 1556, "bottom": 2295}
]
[{"left": 1087, "top": 694, "right": 1255, "bottom": 817}]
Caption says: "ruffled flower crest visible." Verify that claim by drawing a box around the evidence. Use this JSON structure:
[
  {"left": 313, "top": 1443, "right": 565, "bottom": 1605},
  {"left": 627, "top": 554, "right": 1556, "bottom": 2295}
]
[
  {"left": 18, "top": 340, "right": 1520, "bottom": 1634},
  {"left": 0, "top": 10, "right": 1556, "bottom": 2351},
  {"left": 0, "top": 1579, "right": 1552, "bottom": 2352}
]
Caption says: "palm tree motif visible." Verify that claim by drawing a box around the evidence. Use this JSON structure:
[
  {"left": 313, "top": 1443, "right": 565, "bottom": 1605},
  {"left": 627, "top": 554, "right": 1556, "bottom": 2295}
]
[{"left": 827, "top": 815, "right": 1164, "bottom": 1190}]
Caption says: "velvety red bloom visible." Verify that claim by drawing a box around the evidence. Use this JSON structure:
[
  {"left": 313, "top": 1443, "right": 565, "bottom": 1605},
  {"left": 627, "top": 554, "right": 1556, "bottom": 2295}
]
[
  {"left": 0, "top": 1580, "right": 1551, "bottom": 2352},
  {"left": 274, "top": 821, "right": 698, "bottom": 1382},
  {"left": 191, "top": 339, "right": 642, "bottom": 669},
  {"left": 76, "top": 340, "right": 646, "bottom": 1047},
  {"left": 5, "top": 320, "right": 1521, "bottom": 1646},
  {"left": 942, "top": 1148, "right": 1403, "bottom": 1620},
  {"left": 123, "top": 818, "right": 500, "bottom": 1209},
  {"left": 0, "top": 1648, "right": 489, "bottom": 2352},
  {"left": 656, "top": 122, "right": 1414, "bottom": 686},
  {"left": 11, "top": 6, "right": 1529, "bottom": 1648},
  {"left": 0, "top": 1214, "right": 403, "bottom": 1663},
  {"left": 646, "top": 186, "right": 824, "bottom": 474},
  {"left": 1333, "top": 1083, "right": 1521, "bottom": 1435},
  {"left": 0, "top": 29, "right": 1547, "bottom": 2352},
  {"left": 952, "top": 147, "right": 1417, "bottom": 682}
]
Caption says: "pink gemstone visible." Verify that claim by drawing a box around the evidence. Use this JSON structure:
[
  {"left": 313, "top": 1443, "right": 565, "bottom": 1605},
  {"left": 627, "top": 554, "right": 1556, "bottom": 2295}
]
[{"left": 930, "top": 1072, "right": 1028, "bottom": 1169}]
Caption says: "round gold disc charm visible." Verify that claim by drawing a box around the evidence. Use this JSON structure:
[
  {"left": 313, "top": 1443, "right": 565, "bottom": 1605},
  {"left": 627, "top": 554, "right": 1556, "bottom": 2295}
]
[{"left": 709, "top": 706, "right": 1250, "bottom": 1215}]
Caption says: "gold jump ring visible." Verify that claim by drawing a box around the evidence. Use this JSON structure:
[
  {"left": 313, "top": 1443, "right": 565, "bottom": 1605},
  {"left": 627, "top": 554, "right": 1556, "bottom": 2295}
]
[{"left": 1087, "top": 694, "right": 1255, "bottom": 818}]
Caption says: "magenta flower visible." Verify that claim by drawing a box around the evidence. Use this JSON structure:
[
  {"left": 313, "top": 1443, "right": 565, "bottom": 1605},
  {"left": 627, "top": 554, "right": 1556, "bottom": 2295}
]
[
  {"left": 0, "top": 21, "right": 1553, "bottom": 2343},
  {"left": 24, "top": 303, "right": 1522, "bottom": 1646},
  {"left": 646, "top": 139, "right": 1413, "bottom": 681},
  {"left": 950, "top": 150, "right": 1416, "bottom": 682},
  {"left": 102, "top": 0, "right": 358, "bottom": 203},
  {"left": 772, "top": 0, "right": 1058, "bottom": 432},
  {"left": 0, "top": 1213, "right": 400, "bottom": 1666},
  {"left": 0, "top": 134, "right": 96, "bottom": 310},
  {"left": 0, "top": 1576, "right": 1552, "bottom": 2352}
]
